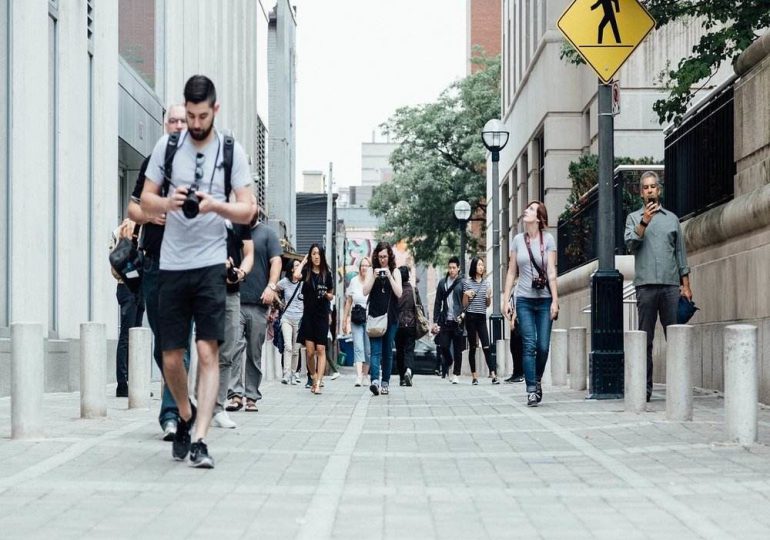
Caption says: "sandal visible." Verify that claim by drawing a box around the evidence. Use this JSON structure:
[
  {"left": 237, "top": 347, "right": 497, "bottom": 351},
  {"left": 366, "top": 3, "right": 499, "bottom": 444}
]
[
  {"left": 225, "top": 396, "right": 243, "bottom": 412},
  {"left": 311, "top": 384, "right": 322, "bottom": 395},
  {"left": 244, "top": 399, "right": 258, "bottom": 412}
]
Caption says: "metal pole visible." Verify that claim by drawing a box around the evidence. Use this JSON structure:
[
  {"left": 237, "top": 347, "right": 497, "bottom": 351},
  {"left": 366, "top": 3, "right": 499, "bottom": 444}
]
[
  {"left": 459, "top": 220, "right": 467, "bottom": 276},
  {"left": 598, "top": 82, "right": 614, "bottom": 270},
  {"left": 326, "top": 162, "right": 334, "bottom": 269},
  {"left": 489, "top": 153, "right": 503, "bottom": 368}
]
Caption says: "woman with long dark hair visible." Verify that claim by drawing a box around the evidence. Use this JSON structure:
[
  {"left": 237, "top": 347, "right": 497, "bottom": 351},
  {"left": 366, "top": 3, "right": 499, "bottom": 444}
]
[
  {"left": 362, "top": 241, "right": 402, "bottom": 396},
  {"left": 503, "top": 201, "right": 559, "bottom": 407},
  {"left": 296, "top": 243, "right": 334, "bottom": 394},
  {"left": 462, "top": 256, "right": 499, "bottom": 385}
]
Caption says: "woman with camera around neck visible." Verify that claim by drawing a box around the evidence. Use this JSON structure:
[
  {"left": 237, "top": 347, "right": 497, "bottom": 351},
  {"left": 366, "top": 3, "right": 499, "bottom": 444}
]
[
  {"left": 362, "top": 242, "right": 403, "bottom": 396},
  {"left": 503, "top": 201, "right": 559, "bottom": 407},
  {"left": 296, "top": 243, "right": 334, "bottom": 394},
  {"left": 343, "top": 257, "right": 372, "bottom": 387},
  {"left": 462, "top": 257, "right": 498, "bottom": 385}
]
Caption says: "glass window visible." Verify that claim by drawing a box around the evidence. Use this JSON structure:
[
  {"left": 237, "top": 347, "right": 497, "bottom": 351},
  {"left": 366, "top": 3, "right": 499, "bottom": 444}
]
[{"left": 119, "top": 0, "right": 156, "bottom": 88}]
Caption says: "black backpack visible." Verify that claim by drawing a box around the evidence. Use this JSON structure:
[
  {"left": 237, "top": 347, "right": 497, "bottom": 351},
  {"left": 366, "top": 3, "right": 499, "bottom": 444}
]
[{"left": 162, "top": 132, "right": 235, "bottom": 199}]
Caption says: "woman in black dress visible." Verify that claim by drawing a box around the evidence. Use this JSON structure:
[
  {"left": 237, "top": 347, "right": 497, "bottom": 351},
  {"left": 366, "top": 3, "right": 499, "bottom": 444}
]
[{"left": 296, "top": 243, "right": 334, "bottom": 394}]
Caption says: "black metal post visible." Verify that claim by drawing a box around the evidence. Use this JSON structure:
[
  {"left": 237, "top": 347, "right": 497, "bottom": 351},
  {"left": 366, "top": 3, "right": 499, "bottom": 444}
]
[
  {"left": 589, "top": 81, "right": 624, "bottom": 399},
  {"left": 489, "top": 152, "right": 504, "bottom": 370},
  {"left": 459, "top": 219, "right": 467, "bottom": 276}
]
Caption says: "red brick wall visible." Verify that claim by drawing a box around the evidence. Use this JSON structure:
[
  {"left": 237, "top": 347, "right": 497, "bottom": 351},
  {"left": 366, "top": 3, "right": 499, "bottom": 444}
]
[
  {"left": 119, "top": 0, "right": 156, "bottom": 87},
  {"left": 468, "top": 0, "right": 501, "bottom": 73}
]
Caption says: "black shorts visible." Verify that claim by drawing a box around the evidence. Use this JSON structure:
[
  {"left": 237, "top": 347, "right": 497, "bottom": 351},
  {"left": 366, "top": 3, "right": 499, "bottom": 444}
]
[{"left": 158, "top": 264, "right": 227, "bottom": 351}]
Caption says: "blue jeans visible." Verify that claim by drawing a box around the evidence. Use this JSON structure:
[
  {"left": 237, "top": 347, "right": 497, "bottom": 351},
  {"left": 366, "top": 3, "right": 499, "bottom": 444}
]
[
  {"left": 515, "top": 296, "right": 553, "bottom": 392},
  {"left": 369, "top": 322, "right": 397, "bottom": 384},
  {"left": 351, "top": 321, "right": 370, "bottom": 364},
  {"left": 142, "top": 255, "right": 190, "bottom": 427}
]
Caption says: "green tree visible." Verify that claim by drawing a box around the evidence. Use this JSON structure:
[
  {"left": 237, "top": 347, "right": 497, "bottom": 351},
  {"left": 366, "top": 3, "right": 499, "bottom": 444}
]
[
  {"left": 560, "top": 1, "right": 770, "bottom": 125},
  {"left": 369, "top": 54, "right": 500, "bottom": 266}
]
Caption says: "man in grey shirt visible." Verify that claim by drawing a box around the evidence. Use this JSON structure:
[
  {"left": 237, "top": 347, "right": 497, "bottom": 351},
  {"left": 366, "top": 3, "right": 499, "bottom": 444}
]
[
  {"left": 624, "top": 171, "right": 692, "bottom": 402},
  {"left": 141, "top": 75, "right": 255, "bottom": 468}
]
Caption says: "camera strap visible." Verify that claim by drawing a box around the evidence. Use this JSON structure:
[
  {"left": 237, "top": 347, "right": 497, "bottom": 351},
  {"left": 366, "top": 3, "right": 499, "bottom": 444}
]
[
  {"left": 280, "top": 281, "right": 301, "bottom": 317},
  {"left": 524, "top": 232, "right": 547, "bottom": 280}
]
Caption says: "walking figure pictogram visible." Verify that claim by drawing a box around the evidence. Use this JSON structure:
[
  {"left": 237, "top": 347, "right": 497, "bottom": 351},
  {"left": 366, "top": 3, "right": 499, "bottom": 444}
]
[{"left": 591, "top": 0, "right": 621, "bottom": 44}]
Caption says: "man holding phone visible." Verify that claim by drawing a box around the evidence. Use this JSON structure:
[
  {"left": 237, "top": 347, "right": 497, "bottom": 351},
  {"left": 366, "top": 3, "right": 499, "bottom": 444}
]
[{"left": 625, "top": 171, "right": 692, "bottom": 402}]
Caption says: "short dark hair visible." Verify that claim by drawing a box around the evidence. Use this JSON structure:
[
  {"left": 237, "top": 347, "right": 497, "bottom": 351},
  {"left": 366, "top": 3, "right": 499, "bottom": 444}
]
[
  {"left": 184, "top": 75, "right": 217, "bottom": 107},
  {"left": 448, "top": 256, "right": 460, "bottom": 267}
]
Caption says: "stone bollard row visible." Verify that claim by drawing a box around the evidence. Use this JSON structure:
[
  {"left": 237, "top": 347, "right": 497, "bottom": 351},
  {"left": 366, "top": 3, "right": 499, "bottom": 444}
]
[
  {"left": 624, "top": 330, "right": 647, "bottom": 413},
  {"left": 724, "top": 324, "right": 758, "bottom": 445},
  {"left": 550, "top": 329, "right": 568, "bottom": 386},
  {"left": 665, "top": 325, "right": 693, "bottom": 421},
  {"left": 80, "top": 322, "right": 107, "bottom": 419},
  {"left": 128, "top": 327, "right": 152, "bottom": 409},
  {"left": 568, "top": 327, "right": 587, "bottom": 391},
  {"left": 11, "top": 322, "right": 45, "bottom": 439}
]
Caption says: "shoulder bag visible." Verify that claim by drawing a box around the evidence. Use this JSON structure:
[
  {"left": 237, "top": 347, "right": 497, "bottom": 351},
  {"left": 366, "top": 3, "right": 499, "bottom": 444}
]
[
  {"left": 366, "top": 290, "right": 391, "bottom": 338},
  {"left": 413, "top": 288, "right": 430, "bottom": 339}
]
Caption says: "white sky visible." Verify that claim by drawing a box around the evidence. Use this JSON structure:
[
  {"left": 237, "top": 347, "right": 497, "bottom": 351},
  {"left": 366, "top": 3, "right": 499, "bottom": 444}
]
[{"left": 294, "top": 0, "right": 467, "bottom": 189}]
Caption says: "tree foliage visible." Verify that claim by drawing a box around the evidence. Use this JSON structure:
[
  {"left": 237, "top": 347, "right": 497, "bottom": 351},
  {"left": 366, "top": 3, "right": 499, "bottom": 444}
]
[
  {"left": 369, "top": 54, "right": 500, "bottom": 265},
  {"left": 560, "top": 0, "right": 770, "bottom": 125}
]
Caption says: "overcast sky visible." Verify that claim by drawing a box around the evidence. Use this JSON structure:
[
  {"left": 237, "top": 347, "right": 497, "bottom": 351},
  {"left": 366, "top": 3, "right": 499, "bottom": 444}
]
[{"left": 294, "top": 0, "right": 467, "bottom": 189}]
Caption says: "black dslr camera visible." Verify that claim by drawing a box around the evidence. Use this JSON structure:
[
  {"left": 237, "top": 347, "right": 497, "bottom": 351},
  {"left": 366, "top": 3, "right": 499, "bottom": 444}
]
[
  {"left": 316, "top": 284, "right": 328, "bottom": 300},
  {"left": 376, "top": 269, "right": 388, "bottom": 280},
  {"left": 531, "top": 275, "right": 547, "bottom": 290},
  {"left": 182, "top": 184, "right": 201, "bottom": 219},
  {"left": 226, "top": 265, "right": 239, "bottom": 283}
]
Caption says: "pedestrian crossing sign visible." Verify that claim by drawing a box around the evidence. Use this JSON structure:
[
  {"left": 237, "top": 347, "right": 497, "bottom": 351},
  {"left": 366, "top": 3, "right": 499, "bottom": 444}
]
[{"left": 558, "top": 0, "right": 656, "bottom": 83}]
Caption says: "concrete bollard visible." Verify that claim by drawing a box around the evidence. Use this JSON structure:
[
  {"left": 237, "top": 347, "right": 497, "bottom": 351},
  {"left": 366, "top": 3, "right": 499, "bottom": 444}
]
[
  {"left": 128, "top": 327, "right": 152, "bottom": 409},
  {"left": 624, "top": 330, "right": 647, "bottom": 413},
  {"left": 550, "top": 329, "right": 568, "bottom": 386},
  {"left": 11, "top": 323, "right": 45, "bottom": 439},
  {"left": 495, "top": 339, "right": 508, "bottom": 377},
  {"left": 80, "top": 322, "right": 107, "bottom": 418},
  {"left": 568, "top": 327, "right": 587, "bottom": 391},
  {"left": 724, "top": 324, "right": 758, "bottom": 445},
  {"left": 666, "top": 325, "right": 693, "bottom": 421}
]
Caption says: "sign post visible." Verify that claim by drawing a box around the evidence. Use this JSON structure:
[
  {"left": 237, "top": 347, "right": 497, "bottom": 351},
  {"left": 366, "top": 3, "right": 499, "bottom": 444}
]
[{"left": 558, "top": 0, "right": 655, "bottom": 399}]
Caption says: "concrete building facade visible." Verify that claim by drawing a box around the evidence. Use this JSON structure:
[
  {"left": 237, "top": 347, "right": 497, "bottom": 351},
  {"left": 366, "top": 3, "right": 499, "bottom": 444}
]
[
  {"left": 267, "top": 0, "right": 297, "bottom": 243},
  {"left": 0, "top": 0, "right": 273, "bottom": 396}
]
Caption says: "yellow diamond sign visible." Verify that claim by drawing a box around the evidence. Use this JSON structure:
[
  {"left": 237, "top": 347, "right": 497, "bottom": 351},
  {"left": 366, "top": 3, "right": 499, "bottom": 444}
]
[{"left": 558, "top": 0, "right": 656, "bottom": 83}]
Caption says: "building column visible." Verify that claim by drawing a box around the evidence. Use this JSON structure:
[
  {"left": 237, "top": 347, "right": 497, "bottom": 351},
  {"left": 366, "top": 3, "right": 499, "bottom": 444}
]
[{"left": 8, "top": 0, "right": 50, "bottom": 326}]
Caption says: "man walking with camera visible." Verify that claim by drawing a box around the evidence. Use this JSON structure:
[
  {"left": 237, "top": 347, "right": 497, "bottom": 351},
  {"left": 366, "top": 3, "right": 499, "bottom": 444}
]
[
  {"left": 625, "top": 171, "right": 692, "bottom": 402},
  {"left": 141, "top": 75, "right": 255, "bottom": 468}
]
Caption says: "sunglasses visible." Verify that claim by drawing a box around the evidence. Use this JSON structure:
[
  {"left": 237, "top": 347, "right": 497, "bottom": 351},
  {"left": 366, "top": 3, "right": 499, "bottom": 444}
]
[{"left": 195, "top": 153, "right": 205, "bottom": 181}]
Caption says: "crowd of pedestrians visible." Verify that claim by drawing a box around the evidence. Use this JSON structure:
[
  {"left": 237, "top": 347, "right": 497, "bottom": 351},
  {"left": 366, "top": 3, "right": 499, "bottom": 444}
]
[{"left": 118, "top": 74, "right": 681, "bottom": 472}]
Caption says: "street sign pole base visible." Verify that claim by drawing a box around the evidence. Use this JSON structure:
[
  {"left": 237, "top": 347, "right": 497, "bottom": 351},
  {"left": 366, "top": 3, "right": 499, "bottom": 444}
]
[{"left": 588, "top": 269, "right": 625, "bottom": 399}]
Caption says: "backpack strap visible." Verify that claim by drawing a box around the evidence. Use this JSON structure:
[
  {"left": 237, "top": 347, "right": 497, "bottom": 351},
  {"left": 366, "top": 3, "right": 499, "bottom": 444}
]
[
  {"left": 223, "top": 135, "right": 234, "bottom": 200},
  {"left": 162, "top": 132, "right": 181, "bottom": 197}
]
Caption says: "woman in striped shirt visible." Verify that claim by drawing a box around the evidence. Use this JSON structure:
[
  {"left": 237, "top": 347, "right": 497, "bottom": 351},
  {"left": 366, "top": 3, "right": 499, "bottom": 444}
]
[{"left": 462, "top": 257, "right": 499, "bottom": 385}]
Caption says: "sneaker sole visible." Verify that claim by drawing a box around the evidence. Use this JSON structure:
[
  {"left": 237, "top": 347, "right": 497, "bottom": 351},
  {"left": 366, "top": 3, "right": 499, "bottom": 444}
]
[
  {"left": 369, "top": 384, "right": 380, "bottom": 396},
  {"left": 527, "top": 401, "right": 539, "bottom": 407},
  {"left": 189, "top": 457, "right": 214, "bottom": 469}
]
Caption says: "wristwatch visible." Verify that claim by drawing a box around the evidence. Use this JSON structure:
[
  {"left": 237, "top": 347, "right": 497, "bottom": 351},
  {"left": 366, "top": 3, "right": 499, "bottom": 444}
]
[
  {"left": 640, "top": 220, "right": 649, "bottom": 228},
  {"left": 268, "top": 283, "right": 277, "bottom": 291}
]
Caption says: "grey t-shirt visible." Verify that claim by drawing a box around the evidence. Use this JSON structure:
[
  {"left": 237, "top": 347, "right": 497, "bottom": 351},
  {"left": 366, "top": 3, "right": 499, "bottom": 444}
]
[
  {"left": 277, "top": 277, "right": 304, "bottom": 321},
  {"left": 240, "top": 223, "right": 282, "bottom": 305},
  {"left": 511, "top": 232, "right": 556, "bottom": 299},
  {"left": 145, "top": 131, "right": 251, "bottom": 271}
]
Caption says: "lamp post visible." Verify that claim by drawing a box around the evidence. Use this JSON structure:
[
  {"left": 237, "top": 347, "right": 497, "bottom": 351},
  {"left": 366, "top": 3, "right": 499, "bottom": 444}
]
[
  {"left": 481, "top": 119, "right": 510, "bottom": 369},
  {"left": 454, "top": 200, "right": 471, "bottom": 275}
]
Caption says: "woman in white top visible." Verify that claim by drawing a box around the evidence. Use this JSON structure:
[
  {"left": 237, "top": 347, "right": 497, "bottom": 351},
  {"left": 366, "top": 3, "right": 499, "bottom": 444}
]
[
  {"left": 343, "top": 257, "right": 371, "bottom": 387},
  {"left": 276, "top": 259, "right": 304, "bottom": 384}
]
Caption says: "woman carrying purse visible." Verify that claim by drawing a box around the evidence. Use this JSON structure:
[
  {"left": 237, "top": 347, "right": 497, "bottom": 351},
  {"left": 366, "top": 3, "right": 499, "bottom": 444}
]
[{"left": 343, "top": 257, "right": 371, "bottom": 387}]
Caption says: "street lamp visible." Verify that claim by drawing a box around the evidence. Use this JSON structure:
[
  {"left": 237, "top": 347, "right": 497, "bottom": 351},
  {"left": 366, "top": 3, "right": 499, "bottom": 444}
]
[
  {"left": 481, "top": 119, "right": 509, "bottom": 370},
  {"left": 454, "top": 200, "right": 472, "bottom": 276}
]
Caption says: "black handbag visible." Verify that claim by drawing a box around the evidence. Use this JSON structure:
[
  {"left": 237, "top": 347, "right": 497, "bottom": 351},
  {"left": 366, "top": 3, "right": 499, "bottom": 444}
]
[
  {"left": 109, "top": 236, "right": 142, "bottom": 292},
  {"left": 351, "top": 304, "right": 367, "bottom": 325}
]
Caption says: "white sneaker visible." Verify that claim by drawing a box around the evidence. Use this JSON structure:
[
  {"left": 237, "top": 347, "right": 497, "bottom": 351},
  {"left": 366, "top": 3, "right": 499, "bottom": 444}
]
[
  {"left": 330, "top": 372, "right": 340, "bottom": 381},
  {"left": 212, "top": 411, "right": 237, "bottom": 429},
  {"left": 451, "top": 375, "right": 459, "bottom": 384},
  {"left": 162, "top": 420, "right": 177, "bottom": 441},
  {"left": 355, "top": 375, "right": 363, "bottom": 387},
  {"left": 281, "top": 371, "right": 290, "bottom": 385},
  {"left": 293, "top": 372, "right": 302, "bottom": 384}
]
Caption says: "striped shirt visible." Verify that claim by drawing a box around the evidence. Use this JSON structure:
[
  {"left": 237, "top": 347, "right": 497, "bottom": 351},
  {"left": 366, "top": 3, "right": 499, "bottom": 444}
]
[{"left": 462, "top": 278, "right": 489, "bottom": 315}]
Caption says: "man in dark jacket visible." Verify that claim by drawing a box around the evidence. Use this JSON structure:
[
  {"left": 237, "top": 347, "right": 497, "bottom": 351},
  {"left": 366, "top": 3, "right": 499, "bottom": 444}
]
[{"left": 431, "top": 256, "right": 465, "bottom": 383}]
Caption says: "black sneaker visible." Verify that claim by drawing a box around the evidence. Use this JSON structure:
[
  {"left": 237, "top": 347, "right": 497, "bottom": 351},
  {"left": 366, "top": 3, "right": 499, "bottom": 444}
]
[
  {"left": 404, "top": 368, "right": 413, "bottom": 387},
  {"left": 527, "top": 392, "right": 539, "bottom": 407},
  {"left": 370, "top": 381, "right": 380, "bottom": 396},
  {"left": 189, "top": 439, "right": 214, "bottom": 469},
  {"left": 472, "top": 378, "right": 479, "bottom": 385},
  {"left": 491, "top": 376, "right": 500, "bottom": 385},
  {"left": 172, "top": 402, "right": 196, "bottom": 461},
  {"left": 536, "top": 382, "right": 543, "bottom": 403},
  {"left": 305, "top": 376, "right": 312, "bottom": 389}
]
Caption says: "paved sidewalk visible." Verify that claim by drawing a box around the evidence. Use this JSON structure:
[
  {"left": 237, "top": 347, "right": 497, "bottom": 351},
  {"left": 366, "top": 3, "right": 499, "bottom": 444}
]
[{"left": 2, "top": 372, "right": 770, "bottom": 539}]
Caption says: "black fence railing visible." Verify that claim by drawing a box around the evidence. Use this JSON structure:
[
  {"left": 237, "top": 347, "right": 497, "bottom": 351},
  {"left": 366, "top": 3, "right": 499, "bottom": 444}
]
[
  {"left": 664, "top": 85, "right": 735, "bottom": 220},
  {"left": 557, "top": 167, "right": 660, "bottom": 276}
]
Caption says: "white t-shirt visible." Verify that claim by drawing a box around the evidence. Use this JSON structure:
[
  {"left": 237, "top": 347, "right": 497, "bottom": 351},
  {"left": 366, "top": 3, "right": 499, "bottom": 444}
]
[
  {"left": 145, "top": 131, "right": 251, "bottom": 271},
  {"left": 346, "top": 275, "right": 368, "bottom": 307}
]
